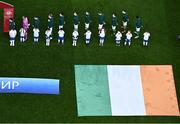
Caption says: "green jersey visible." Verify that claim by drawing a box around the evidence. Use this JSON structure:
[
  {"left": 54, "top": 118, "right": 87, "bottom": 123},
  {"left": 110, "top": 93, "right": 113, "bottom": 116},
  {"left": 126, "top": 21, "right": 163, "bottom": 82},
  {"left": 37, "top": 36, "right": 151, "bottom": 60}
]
[
  {"left": 135, "top": 18, "right": 142, "bottom": 28},
  {"left": 74, "top": 15, "right": 79, "bottom": 25},
  {"left": 59, "top": 15, "right": 65, "bottom": 26},
  {"left": 99, "top": 14, "right": 105, "bottom": 24},
  {"left": 9, "top": 20, "right": 15, "bottom": 30},
  {"left": 112, "top": 16, "right": 118, "bottom": 26},
  {"left": 33, "top": 18, "right": 40, "bottom": 29},
  {"left": 85, "top": 14, "right": 91, "bottom": 24},
  {"left": 123, "top": 13, "right": 129, "bottom": 22},
  {"left": 48, "top": 17, "right": 54, "bottom": 28}
]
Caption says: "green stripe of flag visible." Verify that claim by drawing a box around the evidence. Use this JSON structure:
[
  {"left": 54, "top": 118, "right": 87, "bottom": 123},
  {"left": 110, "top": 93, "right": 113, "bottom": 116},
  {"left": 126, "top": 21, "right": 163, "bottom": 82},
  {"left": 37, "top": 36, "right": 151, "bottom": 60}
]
[{"left": 75, "top": 65, "right": 112, "bottom": 116}]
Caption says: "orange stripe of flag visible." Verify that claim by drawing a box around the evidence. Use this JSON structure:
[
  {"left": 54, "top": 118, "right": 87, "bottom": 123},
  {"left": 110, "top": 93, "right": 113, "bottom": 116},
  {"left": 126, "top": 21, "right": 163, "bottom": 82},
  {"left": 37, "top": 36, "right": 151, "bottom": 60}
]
[{"left": 140, "top": 65, "right": 180, "bottom": 116}]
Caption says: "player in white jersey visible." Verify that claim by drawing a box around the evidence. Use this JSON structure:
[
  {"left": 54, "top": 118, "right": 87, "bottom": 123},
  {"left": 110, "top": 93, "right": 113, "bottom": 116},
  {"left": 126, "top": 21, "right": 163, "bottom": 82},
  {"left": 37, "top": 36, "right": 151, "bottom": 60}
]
[
  {"left": 115, "top": 31, "right": 122, "bottom": 46},
  {"left": 19, "top": 28, "right": 26, "bottom": 43},
  {"left": 72, "top": 30, "right": 79, "bottom": 47},
  {"left": 125, "top": 31, "right": 133, "bottom": 46},
  {"left": 99, "top": 28, "right": 105, "bottom": 46},
  {"left": 45, "top": 28, "right": 51, "bottom": 46},
  {"left": 58, "top": 28, "right": 65, "bottom": 45},
  {"left": 33, "top": 28, "right": 40, "bottom": 43},
  {"left": 84, "top": 30, "right": 92, "bottom": 45},
  {"left": 9, "top": 29, "right": 17, "bottom": 47},
  {"left": 143, "top": 32, "right": 151, "bottom": 46}
]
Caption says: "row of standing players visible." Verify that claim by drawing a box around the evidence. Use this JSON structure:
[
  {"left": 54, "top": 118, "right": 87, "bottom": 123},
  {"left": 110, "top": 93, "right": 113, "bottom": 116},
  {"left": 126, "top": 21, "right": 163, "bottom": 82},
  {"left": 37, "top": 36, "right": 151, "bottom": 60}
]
[{"left": 8, "top": 11, "right": 150, "bottom": 47}]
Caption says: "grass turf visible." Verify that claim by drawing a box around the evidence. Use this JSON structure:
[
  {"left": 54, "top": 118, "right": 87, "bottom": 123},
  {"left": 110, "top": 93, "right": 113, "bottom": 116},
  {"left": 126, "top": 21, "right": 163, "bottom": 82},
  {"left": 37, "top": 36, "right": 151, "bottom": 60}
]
[{"left": 0, "top": 0, "right": 180, "bottom": 123}]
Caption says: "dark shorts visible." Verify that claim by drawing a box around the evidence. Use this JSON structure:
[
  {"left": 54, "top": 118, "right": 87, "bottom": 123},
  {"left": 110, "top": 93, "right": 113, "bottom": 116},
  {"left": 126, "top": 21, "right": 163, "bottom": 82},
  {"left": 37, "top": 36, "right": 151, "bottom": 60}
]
[
  {"left": 20, "top": 36, "right": 25, "bottom": 39},
  {"left": 58, "top": 37, "right": 64, "bottom": 41},
  {"left": 100, "top": 37, "right": 105, "bottom": 40},
  {"left": 86, "top": 39, "right": 90, "bottom": 41},
  {"left": 46, "top": 37, "right": 50, "bottom": 40},
  {"left": 10, "top": 37, "right": 15, "bottom": 40},
  {"left": 125, "top": 39, "right": 131, "bottom": 42}
]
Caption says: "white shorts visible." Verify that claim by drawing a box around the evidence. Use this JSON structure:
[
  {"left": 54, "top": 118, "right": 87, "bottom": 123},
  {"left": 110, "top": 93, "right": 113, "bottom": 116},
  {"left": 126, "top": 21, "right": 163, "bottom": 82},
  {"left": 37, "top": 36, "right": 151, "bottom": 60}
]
[
  {"left": 59, "top": 25, "right": 63, "bottom": 29},
  {"left": 112, "top": 26, "right": 116, "bottom": 30},
  {"left": 74, "top": 25, "right": 78, "bottom": 30},
  {"left": 116, "top": 38, "right": 121, "bottom": 41},
  {"left": 50, "top": 28, "right": 53, "bottom": 34},
  {"left": 46, "top": 39, "right": 50, "bottom": 46},
  {"left": 98, "top": 24, "right": 103, "bottom": 30},
  {"left": 46, "top": 38, "right": 50, "bottom": 42},
  {"left": 136, "top": 27, "right": 141, "bottom": 32},
  {"left": 85, "top": 23, "right": 90, "bottom": 29},
  {"left": 86, "top": 39, "right": 90, "bottom": 43},
  {"left": 34, "top": 35, "right": 39, "bottom": 38},
  {"left": 123, "top": 22, "right": 128, "bottom": 27},
  {"left": 100, "top": 39, "right": 104, "bottom": 43},
  {"left": 73, "top": 38, "right": 78, "bottom": 41},
  {"left": 116, "top": 40, "right": 121, "bottom": 44}
]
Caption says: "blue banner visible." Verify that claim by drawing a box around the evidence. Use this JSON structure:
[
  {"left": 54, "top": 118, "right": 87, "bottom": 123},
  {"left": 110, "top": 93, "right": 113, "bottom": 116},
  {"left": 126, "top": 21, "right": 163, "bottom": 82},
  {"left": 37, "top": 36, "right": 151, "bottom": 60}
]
[{"left": 0, "top": 78, "right": 60, "bottom": 95}]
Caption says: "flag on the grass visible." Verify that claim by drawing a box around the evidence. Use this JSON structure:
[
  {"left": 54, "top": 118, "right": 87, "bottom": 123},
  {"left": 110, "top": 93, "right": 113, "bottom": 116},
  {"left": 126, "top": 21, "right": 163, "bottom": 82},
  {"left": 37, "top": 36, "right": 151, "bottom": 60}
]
[{"left": 75, "top": 65, "right": 180, "bottom": 116}]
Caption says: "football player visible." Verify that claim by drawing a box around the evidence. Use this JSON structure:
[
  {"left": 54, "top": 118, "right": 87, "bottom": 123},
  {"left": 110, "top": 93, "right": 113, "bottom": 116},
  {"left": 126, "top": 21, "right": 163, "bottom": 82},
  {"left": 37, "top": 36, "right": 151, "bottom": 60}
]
[
  {"left": 84, "top": 30, "right": 92, "bottom": 45},
  {"left": 112, "top": 13, "right": 118, "bottom": 35},
  {"left": 9, "top": 18, "right": 16, "bottom": 30},
  {"left": 58, "top": 28, "right": 65, "bottom": 45},
  {"left": 9, "top": 29, "right": 17, "bottom": 47},
  {"left": 125, "top": 31, "right": 133, "bottom": 46},
  {"left": 98, "top": 12, "right": 105, "bottom": 31},
  {"left": 33, "top": 28, "right": 40, "bottom": 43},
  {"left": 19, "top": 27, "right": 26, "bottom": 43},
  {"left": 59, "top": 13, "right": 65, "bottom": 29},
  {"left": 143, "top": 32, "right": 151, "bottom": 46},
  {"left": 122, "top": 10, "right": 129, "bottom": 30},
  {"left": 115, "top": 31, "right": 122, "bottom": 46},
  {"left": 99, "top": 28, "right": 106, "bottom": 46},
  {"left": 85, "top": 11, "right": 91, "bottom": 30},
  {"left": 74, "top": 12, "right": 80, "bottom": 31},
  {"left": 48, "top": 13, "right": 54, "bottom": 39},
  {"left": 33, "top": 17, "right": 40, "bottom": 29},
  {"left": 134, "top": 16, "right": 143, "bottom": 39},
  {"left": 45, "top": 28, "right": 51, "bottom": 46},
  {"left": 72, "top": 30, "right": 79, "bottom": 46}
]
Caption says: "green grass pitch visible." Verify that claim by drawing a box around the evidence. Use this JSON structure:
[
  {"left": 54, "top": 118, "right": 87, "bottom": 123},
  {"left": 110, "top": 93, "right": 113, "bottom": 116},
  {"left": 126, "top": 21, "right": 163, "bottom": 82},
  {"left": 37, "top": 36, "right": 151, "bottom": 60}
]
[{"left": 0, "top": 0, "right": 180, "bottom": 123}]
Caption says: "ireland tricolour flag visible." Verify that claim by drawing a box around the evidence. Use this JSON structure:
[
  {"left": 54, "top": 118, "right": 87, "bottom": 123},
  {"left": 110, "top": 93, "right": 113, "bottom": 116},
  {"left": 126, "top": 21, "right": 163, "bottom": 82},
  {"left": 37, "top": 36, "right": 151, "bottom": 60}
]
[{"left": 75, "top": 65, "right": 180, "bottom": 116}]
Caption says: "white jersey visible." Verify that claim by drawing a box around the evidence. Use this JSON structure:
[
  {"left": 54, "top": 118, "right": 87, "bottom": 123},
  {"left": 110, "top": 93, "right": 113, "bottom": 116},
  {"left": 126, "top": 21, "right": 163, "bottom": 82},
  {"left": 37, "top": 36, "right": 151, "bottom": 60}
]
[
  {"left": 143, "top": 32, "right": 150, "bottom": 41},
  {"left": 45, "top": 30, "right": 51, "bottom": 38},
  {"left": 115, "top": 32, "right": 122, "bottom": 40},
  {"left": 33, "top": 29, "right": 40, "bottom": 37},
  {"left": 19, "top": 28, "right": 26, "bottom": 37},
  {"left": 99, "top": 30, "right": 105, "bottom": 38},
  {"left": 126, "top": 32, "right": 132, "bottom": 40},
  {"left": 58, "top": 30, "right": 65, "bottom": 37},
  {"left": 9, "top": 30, "right": 17, "bottom": 38},
  {"left": 73, "top": 31, "right": 79, "bottom": 40},
  {"left": 85, "top": 31, "right": 92, "bottom": 39}
]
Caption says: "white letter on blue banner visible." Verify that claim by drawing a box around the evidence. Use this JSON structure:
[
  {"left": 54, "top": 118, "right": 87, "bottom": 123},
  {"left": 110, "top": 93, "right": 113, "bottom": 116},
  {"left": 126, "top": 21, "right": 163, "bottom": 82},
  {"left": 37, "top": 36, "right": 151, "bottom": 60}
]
[{"left": 0, "top": 78, "right": 60, "bottom": 95}]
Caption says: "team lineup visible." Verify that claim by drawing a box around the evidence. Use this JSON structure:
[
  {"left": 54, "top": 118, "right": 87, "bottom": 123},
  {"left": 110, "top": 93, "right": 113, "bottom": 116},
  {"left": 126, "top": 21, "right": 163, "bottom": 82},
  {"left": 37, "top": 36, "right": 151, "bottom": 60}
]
[{"left": 8, "top": 10, "right": 151, "bottom": 47}]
